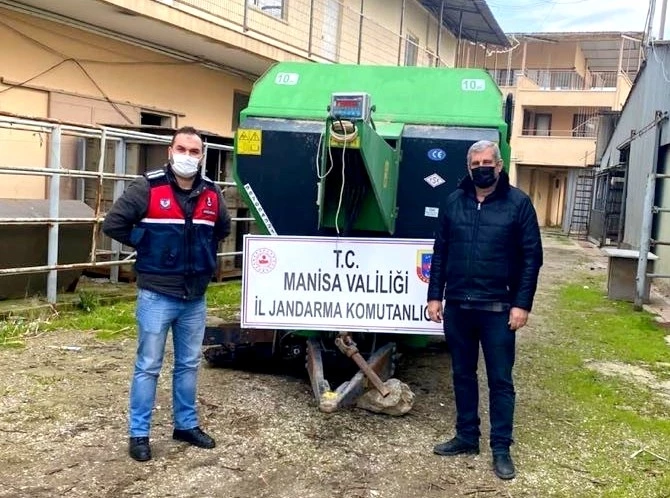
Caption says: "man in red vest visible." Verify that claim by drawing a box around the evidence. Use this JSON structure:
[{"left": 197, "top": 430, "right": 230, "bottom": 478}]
[{"left": 103, "top": 126, "right": 231, "bottom": 462}]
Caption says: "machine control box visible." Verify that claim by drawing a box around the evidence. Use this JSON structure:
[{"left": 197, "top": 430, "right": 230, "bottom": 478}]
[{"left": 330, "top": 92, "right": 371, "bottom": 121}]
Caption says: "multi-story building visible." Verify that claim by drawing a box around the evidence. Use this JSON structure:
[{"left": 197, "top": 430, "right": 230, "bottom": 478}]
[
  {"left": 0, "top": 0, "right": 507, "bottom": 283},
  {"left": 471, "top": 31, "right": 643, "bottom": 229},
  {"left": 0, "top": 0, "right": 508, "bottom": 198}
]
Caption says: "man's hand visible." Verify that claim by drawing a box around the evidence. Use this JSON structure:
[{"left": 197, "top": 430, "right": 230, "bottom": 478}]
[
  {"left": 427, "top": 300, "right": 443, "bottom": 323},
  {"left": 508, "top": 307, "right": 529, "bottom": 330}
]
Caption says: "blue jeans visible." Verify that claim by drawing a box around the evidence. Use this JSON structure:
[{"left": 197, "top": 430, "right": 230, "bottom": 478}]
[
  {"left": 443, "top": 304, "right": 516, "bottom": 454},
  {"left": 129, "top": 288, "right": 207, "bottom": 437}
]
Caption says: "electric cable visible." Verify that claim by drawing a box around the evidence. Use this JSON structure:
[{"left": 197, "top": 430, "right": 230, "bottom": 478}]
[{"left": 330, "top": 119, "right": 358, "bottom": 235}]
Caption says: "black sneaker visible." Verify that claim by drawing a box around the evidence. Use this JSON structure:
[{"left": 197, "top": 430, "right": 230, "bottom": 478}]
[
  {"left": 433, "top": 437, "right": 480, "bottom": 456},
  {"left": 173, "top": 427, "right": 216, "bottom": 449},
  {"left": 493, "top": 453, "right": 516, "bottom": 480},
  {"left": 129, "top": 437, "right": 151, "bottom": 462}
]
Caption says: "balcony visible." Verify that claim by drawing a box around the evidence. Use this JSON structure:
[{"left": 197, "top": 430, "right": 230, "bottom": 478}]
[
  {"left": 513, "top": 134, "right": 596, "bottom": 167},
  {"left": 4, "top": 0, "right": 458, "bottom": 79},
  {"left": 488, "top": 69, "right": 633, "bottom": 111}
]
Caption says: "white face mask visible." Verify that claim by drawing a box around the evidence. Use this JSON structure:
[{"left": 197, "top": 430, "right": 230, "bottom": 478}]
[{"left": 170, "top": 153, "right": 200, "bottom": 178}]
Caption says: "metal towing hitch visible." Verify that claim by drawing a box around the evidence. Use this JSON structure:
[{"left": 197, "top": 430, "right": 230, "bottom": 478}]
[{"left": 307, "top": 332, "right": 415, "bottom": 415}]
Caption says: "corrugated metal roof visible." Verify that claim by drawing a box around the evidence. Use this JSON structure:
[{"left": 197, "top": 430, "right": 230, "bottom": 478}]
[{"left": 419, "top": 0, "right": 509, "bottom": 48}]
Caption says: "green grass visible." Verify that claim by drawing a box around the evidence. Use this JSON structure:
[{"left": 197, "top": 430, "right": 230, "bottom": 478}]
[
  {"left": 207, "top": 282, "right": 242, "bottom": 308},
  {"left": 516, "top": 273, "right": 670, "bottom": 497},
  {"left": 0, "top": 282, "right": 243, "bottom": 345},
  {"left": 0, "top": 316, "right": 45, "bottom": 347}
]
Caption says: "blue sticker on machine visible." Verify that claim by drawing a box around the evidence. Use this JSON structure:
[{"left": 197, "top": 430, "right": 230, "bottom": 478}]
[{"left": 427, "top": 148, "right": 446, "bottom": 161}]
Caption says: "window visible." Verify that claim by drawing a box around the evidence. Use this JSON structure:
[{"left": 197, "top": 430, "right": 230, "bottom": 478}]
[
  {"left": 140, "top": 111, "right": 173, "bottom": 127},
  {"left": 522, "top": 110, "right": 552, "bottom": 136},
  {"left": 248, "top": 0, "right": 285, "bottom": 19},
  {"left": 572, "top": 113, "right": 597, "bottom": 138},
  {"left": 404, "top": 34, "right": 419, "bottom": 66},
  {"left": 232, "top": 91, "right": 250, "bottom": 131}
]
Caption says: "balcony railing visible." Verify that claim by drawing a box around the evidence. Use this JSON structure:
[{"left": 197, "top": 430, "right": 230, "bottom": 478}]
[
  {"left": 159, "top": 0, "right": 453, "bottom": 67},
  {"left": 488, "top": 69, "right": 620, "bottom": 91},
  {"left": 521, "top": 127, "right": 598, "bottom": 138},
  {"left": 487, "top": 69, "right": 523, "bottom": 87},
  {"left": 526, "top": 70, "right": 618, "bottom": 90}
]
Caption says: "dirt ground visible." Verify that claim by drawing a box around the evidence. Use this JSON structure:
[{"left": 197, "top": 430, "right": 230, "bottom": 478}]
[{"left": 0, "top": 235, "right": 646, "bottom": 498}]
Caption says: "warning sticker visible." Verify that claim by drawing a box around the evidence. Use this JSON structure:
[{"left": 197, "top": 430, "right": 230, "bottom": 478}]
[
  {"left": 424, "top": 173, "right": 446, "bottom": 188},
  {"left": 237, "top": 129, "right": 262, "bottom": 155}
]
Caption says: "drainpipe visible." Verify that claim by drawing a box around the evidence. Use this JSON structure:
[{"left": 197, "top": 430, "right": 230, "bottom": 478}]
[
  {"left": 660, "top": 0, "right": 668, "bottom": 39},
  {"left": 308, "top": 0, "right": 315, "bottom": 56},
  {"left": 456, "top": 10, "right": 463, "bottom": 67},
  {"left": 357, "top": 0, "right": 364, "bottom": 64},
  {"left": 398, "top": 0, "right": 406, "bottom": 65},
  {"left": 436, "top": 0, "right": 444, "bottom": 66}
]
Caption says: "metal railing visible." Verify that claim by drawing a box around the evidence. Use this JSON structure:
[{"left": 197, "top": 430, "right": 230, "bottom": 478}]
[
  {"left": 0, "top": 113, "right": 253, "bottom": 303},
  {"left": 525, "top": 70, "right": 619, "bottom": 90},
  {"left": 520, "top": 129, "right": 599, "bottom": 138}
]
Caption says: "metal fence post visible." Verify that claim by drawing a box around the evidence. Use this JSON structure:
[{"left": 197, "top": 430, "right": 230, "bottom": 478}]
[
  {"left": 89, "top": 129, "right": 107, "bottom": 263},
  {"left": 635, "top": 172, "right": 655, "bottom": 310},
  {"left": 635, "top": 111, "right": 664, "bottom": 310},
  {"left": 110, "top": 138, "right": 126, "bottom": 284},
  {"left": 47, "top": 126, "right": 62, "bottom": 304}
]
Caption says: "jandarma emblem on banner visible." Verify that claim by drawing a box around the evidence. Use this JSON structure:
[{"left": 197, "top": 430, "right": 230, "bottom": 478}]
[{"left": 416, "top": 250, "right": 432, "bottom": 283}]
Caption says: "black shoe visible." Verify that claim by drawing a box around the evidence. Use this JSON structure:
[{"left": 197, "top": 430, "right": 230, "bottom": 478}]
[
  {"left": 493, "top": 453, "right": 516, "bottom": 480},
  {"left": 433, "top": 437, "right": 480, "bottom": 456},
  {"left": 129, "top": 437, "right": 151, "bottom": 462},
  {"left": 173, "top": 427, "right": 216, "bottom": 449}
]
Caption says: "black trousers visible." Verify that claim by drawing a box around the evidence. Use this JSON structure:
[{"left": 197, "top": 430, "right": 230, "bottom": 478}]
[{"left": 443, "top": 303, "right": 517, "bottom": 454}]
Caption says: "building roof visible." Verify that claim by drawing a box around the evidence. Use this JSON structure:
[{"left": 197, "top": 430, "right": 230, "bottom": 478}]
[{"left": 419, "top": 0, "right": 510, "bottom": 48}]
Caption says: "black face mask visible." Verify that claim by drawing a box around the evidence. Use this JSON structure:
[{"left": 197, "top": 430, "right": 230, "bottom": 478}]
[{"left": 471, "top": 166, "right": 497, "bottom": 188}]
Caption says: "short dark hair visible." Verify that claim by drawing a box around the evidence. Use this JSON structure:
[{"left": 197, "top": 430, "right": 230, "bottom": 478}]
[{"left": 171, "top": 126, "right": 202, "bottom": 146}]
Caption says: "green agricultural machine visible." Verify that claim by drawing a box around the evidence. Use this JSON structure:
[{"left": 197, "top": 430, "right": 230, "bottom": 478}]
[{"left": 204, "top": 61, "right": 512, "bottom": 414}]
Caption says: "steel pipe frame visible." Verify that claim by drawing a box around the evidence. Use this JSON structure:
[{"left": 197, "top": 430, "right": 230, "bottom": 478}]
[
  {"left": 0, "top": 166, "right": 236, "bottom": 187},
  {"left": 0, "top": 114, "right": 246, "bottom": 302},
  {"left": 0, "top": 114, "right": 234, "bottom": 151},
  {"left": 0, "top": 217, "right": 255, "bottom": 224},
  {"left": 0, "top": 250, "right": 243, "bottom": 276}
]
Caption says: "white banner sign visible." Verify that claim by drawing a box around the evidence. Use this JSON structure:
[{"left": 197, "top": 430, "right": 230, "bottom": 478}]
[{"left": 241, "top": 235, "right": 443, "bottom": 335}]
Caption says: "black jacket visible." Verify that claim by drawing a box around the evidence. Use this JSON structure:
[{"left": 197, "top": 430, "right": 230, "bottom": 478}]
[
  {"left": 102, "top": 165, "right": 232, "bottom": 300},
  {"left": 426, "top": 170, "right": 543, "bottom": 312}
]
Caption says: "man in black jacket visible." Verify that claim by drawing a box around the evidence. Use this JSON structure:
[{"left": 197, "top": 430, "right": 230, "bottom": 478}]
[
  {"left": 426, "top": 139, "right": 543, "bottom": 480},
  {"left": 102, "top": 126, "right": 231, "bottom": 462}
]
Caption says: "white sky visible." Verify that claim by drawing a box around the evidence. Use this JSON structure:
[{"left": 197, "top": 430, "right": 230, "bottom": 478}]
[{"left": 488, "top": 0, "right": 664, "bottom": 35}]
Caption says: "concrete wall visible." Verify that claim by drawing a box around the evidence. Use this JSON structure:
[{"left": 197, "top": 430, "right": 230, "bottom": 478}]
[
  {"left": 0, "top": 8, "right": 254, "bottom": 199},
  {"left": 147, "top": 0, "right": 457, "bottom": 67},
  {"left": 340, "top": 0, "right": 457, "bottom": 66},
  {"left": 0, "top": 87, "right": 48, "bottom": 199}
]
